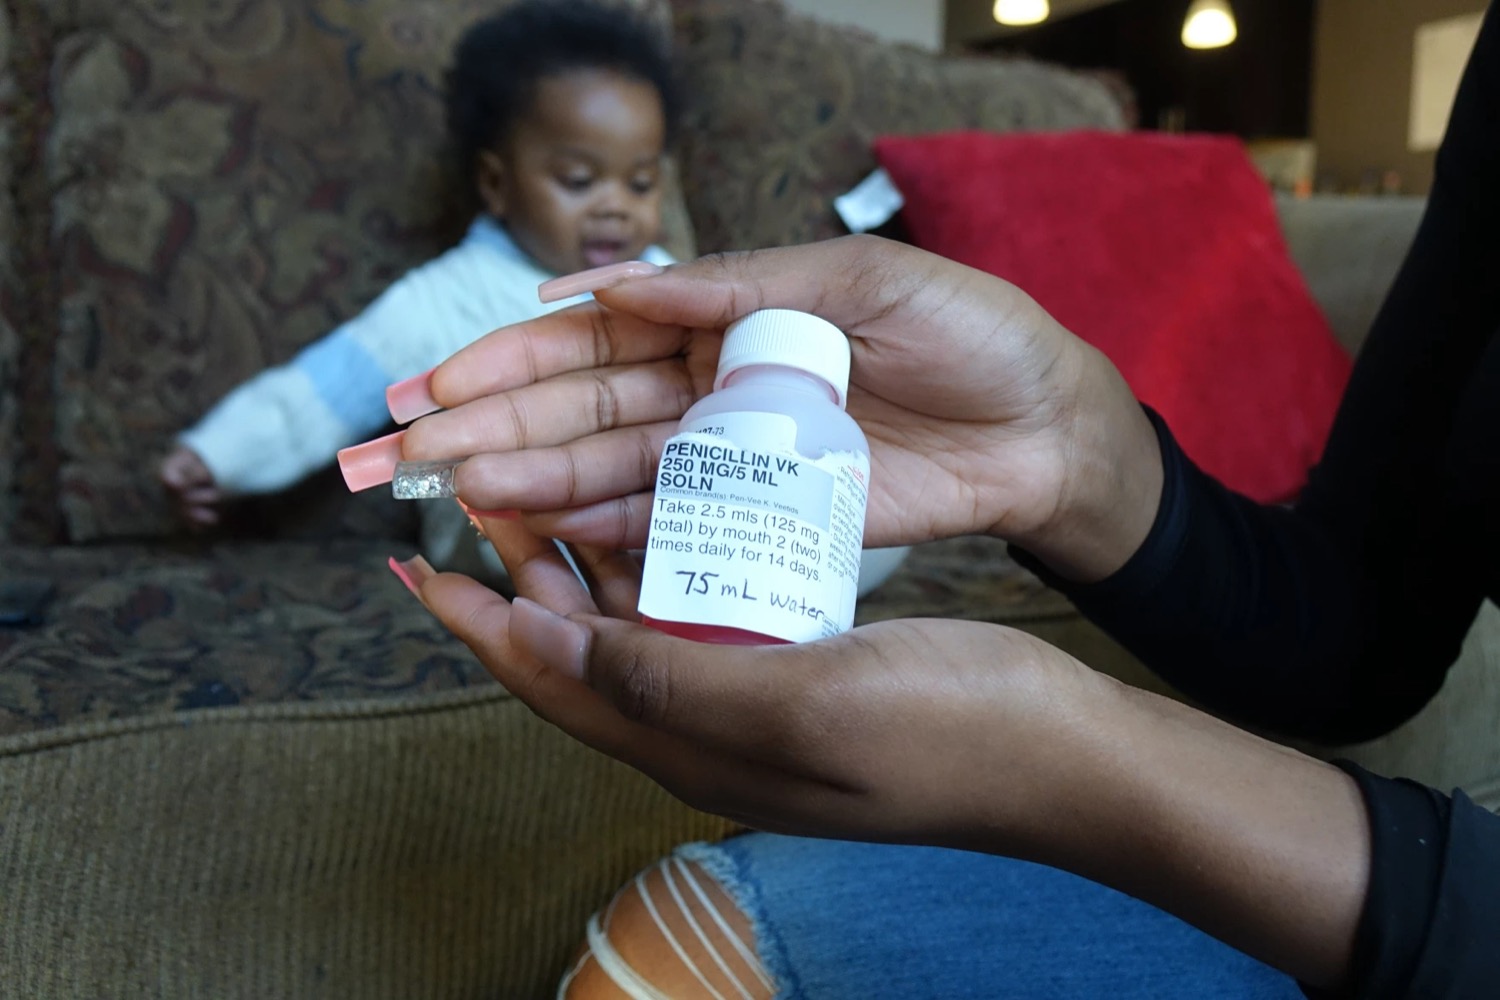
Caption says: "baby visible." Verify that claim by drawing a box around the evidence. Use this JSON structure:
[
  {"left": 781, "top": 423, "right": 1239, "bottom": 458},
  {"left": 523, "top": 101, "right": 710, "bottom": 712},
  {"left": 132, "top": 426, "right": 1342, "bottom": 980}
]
[{"left": 159, "top": 0, "right": 678, "bottom": 571}]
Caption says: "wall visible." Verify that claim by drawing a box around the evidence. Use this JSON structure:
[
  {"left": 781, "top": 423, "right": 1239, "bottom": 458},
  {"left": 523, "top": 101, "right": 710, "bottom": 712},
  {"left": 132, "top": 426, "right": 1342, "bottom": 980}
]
[
  {"left": 1313, "top": 0, "right": 1487, "bottom": 194},
  {"left": 779, "top": 0, "right": 943, "bottom": 51}
]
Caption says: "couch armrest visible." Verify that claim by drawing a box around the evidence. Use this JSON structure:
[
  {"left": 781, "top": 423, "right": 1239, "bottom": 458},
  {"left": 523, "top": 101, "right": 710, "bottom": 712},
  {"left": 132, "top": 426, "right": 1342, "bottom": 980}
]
[{"left": 1276, "top": 194, "right": 1426, "bottom": 356}]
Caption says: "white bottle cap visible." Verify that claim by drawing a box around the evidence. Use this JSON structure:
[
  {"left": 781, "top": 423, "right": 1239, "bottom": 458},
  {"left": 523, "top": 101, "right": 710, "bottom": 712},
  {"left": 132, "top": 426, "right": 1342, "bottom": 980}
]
[{"left": 714, "top": 309, "right": 852, "bottom": 408}]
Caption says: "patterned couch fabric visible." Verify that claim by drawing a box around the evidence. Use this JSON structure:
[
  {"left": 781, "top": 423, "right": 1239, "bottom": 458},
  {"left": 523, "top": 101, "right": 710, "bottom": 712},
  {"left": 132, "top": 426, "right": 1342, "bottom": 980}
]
[
  {"left": 670, "top": 0, "right": 1128, "bottom": 254},
  {"left": 0, "top": 539, "right": 488, "bottom": 737},
  {"left": 0, "top": 534, "right": 1071, "bottom": 737},
  {"left": 41, "top": 0, "right": 683, "bottom": 543}
]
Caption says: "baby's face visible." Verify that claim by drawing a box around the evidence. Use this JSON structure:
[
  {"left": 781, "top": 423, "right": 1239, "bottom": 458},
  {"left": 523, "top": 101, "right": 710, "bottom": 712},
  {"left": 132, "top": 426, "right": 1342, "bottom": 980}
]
[{"left": 480, "top": 69, "right": 666, "bottom": 277}]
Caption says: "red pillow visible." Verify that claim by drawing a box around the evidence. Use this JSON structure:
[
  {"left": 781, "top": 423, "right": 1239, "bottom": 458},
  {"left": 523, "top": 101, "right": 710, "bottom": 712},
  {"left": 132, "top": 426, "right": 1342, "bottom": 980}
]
[{"left": 873, "top": 130, "right": 1351, "bottom": 503}]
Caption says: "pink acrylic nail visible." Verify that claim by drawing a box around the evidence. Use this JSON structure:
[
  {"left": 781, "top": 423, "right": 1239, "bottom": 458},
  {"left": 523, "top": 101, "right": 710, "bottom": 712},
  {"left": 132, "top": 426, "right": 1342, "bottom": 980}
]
[
  {"left": 388, "top": 554, "right": 436, "bottom": 599},
  {"left": 387, "top": 368, "right": 439, "bottom": 424},
  {"left": 537, "top": 260, "right": 664, "bottom": 304},
  {"left": 338, "top": 430, "right": 406, "bottom": 492}
]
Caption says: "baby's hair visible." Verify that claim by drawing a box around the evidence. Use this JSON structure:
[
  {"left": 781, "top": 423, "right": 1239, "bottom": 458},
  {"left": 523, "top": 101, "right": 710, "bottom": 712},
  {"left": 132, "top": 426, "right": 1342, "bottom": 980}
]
[{"left": 445, "top": 0, "right": 678, "bottom": 183}]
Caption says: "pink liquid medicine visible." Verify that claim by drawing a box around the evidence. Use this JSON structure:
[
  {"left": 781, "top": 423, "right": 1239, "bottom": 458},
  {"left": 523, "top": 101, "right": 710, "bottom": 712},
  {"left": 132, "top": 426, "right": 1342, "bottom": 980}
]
[
  {"left": 638, "top": 616, "right": 789, "bottom": 645},
  {"left": 638, "top": 309, "right": 871, "bottom": 646}
]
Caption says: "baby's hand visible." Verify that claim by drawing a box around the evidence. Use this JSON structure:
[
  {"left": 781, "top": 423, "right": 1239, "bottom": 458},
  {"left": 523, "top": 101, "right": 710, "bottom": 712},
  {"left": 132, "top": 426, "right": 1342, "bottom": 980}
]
[{"left": 159, "top": 444, "right": 224, "bottom": 528}]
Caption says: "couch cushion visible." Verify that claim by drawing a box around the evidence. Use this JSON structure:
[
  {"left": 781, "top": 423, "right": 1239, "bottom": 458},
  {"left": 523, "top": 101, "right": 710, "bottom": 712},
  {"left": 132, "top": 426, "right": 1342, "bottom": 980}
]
[
  {"left": 0, "top": 687, "right": 738, "bottom": 998},
  {"left": 40, "top": 0, "right": 686, "bottom": 543},
  {"left": 669, "top": 0, "right": 1127, "bottom": 254},
  {"left": 0, "top": 533, "right": 1162, "bottom": 995},
  {"left": 0, "top": 539, "right": 487, "bottom": 737},
  {"left": 1275, "top": 194, "right": 1426, "bottom": 356},
  {"left": 0, "top": 534, "right": 1119, "bottom": 738}
]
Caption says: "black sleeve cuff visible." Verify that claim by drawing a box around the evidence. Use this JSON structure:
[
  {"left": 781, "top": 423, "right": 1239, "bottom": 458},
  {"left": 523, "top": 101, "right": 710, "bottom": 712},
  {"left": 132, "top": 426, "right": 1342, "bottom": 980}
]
[
  {"left": 1318, "top": 761, "right": 1446, "bottom": 998},
  {"left": 1305, "top": 762, "right": 1500, "bottom": 999}
]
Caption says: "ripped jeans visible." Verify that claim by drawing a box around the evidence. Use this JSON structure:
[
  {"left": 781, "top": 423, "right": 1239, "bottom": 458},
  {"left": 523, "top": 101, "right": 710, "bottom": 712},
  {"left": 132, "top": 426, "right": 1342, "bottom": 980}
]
[{"left": 677, "top": 833, "right": 1303, "bottom": 1000}]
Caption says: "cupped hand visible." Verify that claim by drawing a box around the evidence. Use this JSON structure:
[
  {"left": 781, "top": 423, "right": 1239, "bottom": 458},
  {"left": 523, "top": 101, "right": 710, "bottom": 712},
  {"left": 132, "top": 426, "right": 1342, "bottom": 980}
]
[
  {"left": 401, "top": 236, "right": 1161, "bottom": 582},
  {"left": 403, "top": 497, "right": 1370, "bottom": 992},
  {"left": 159, "top": 443, "right": 224, "bottom": 528},
  {"left": 413, "top": 510, "right": 1104, "bottom": 850}
]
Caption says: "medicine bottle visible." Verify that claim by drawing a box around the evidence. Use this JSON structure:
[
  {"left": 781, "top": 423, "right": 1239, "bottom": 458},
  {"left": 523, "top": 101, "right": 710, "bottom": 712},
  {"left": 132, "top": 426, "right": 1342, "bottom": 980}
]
[{"left": 638, "top": 309, "right": 870, "bottom": 645}]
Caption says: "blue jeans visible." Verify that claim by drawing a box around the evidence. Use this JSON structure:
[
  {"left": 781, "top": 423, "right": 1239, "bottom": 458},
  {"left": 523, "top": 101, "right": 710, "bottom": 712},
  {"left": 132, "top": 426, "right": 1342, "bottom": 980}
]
[{"left": 680, "top": 834, "right": 1302, "bottom": 1000}]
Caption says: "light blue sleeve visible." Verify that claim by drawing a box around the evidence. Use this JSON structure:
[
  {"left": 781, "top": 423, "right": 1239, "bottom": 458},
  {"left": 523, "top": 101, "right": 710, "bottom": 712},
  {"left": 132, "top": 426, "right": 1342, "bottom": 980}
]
[
  {"left": 287, "top": 321, "right": 401, "bottom": 438},
  {"left": 178, "top": 284, "right": 428, "bottom": 494}
]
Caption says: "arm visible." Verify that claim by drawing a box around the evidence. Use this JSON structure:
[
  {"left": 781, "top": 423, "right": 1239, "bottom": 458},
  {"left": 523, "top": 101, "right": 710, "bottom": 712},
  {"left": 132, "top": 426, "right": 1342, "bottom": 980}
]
[
  {"left": 1003, "top": 654, "right": 1500, "bottom": 997},
  {"left": 178, "top": 247, "right": 487, "bottom": 494},
  {"left": 1004, "top": 17, "right": 1500, "bottom": 994},
  {"left": 379, "top": 180, "right": 1500, "bottom": 996},
  {"left": 179, "top": 322, "right": 399, "bottom": 494},
  {"left": 1018, "top": 5, "right": 1500, "bottom": 744},
  {"left": 417, "top": 531, "right": 1500, "bottom": 995},
  {"left": 416, "top": 544, "right": 1485, "bottom": 996},
  {"left": 1041, "top": 666, "right": 1500, "bottom": 997},
  {"left": 1034, "top": 666, "right": 1370, "bottom": 991}
]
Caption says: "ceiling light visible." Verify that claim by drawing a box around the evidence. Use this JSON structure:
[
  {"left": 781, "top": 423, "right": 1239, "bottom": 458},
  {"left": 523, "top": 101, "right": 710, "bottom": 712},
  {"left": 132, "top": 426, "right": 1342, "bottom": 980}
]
[
  {"left": 994, "top": 0, "right": 1050, "bottom": 28},
  {"left": 1182, "top": 0, "right": 1237, "bottom": 49}
]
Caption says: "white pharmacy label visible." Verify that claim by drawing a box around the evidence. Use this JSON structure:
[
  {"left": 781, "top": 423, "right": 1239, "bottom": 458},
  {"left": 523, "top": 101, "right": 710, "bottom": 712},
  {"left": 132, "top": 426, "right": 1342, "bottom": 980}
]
[{"left": 638, "top": 411, "right": 870, "bottom": 642}]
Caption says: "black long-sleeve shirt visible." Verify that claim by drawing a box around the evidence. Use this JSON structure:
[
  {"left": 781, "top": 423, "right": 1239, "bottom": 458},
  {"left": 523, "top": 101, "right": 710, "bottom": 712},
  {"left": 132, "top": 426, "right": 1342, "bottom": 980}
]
[{"left": 1017, "top": 5, "right": 1500, "bottom": 995}]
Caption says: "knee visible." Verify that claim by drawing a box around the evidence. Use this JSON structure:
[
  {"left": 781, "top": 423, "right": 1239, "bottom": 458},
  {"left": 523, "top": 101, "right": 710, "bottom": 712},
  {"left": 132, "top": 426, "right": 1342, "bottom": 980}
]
[{"left": 558, "top": 853, "right": 776, "bottom": 999}]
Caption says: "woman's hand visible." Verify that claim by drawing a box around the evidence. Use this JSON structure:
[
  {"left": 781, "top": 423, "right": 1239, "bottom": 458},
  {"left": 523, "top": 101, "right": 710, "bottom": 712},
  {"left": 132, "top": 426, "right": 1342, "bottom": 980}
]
[
  {"left": 399, "top": 236, "right": 1162, "bottom": 582},
  {"left": 410, "top": 511, "right": 1101, "bottom": 850},
  {"left": 405, "top": 513, "right": 1370, "bottom": 991}
]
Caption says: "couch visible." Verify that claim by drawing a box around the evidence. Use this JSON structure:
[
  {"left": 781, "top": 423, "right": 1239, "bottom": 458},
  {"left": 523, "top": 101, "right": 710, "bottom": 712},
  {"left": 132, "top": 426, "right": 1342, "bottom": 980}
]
[{"left": 2, "top": 0, "right": 1490, "bottom": 996}]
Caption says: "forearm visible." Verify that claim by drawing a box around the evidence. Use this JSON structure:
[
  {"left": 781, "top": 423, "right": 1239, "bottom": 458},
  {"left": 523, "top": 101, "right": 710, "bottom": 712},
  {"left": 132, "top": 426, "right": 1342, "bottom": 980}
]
[
  {"left": 182, "top": 374, "right": 348, "bottom": 494},
  {"left": 1014, "top": 1, "right": 1499, "bottom": 739},
  {"left": 184, "top": 329, "right": 399, "bottom": 494},
  {"left": 1019, "top": 672, "right": 1369, "bottom": 991},
  {"left": 1014, "top": 402, "right": 1426, "bottom": 742}
]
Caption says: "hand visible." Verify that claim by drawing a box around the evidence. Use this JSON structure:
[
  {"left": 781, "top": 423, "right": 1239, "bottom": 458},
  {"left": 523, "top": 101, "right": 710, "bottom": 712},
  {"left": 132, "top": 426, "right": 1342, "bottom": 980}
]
[
  {"left": 406, "top": 513, "right": 1370, "bottom": 990},
  {"left": 400, "top": 236, "right": 1163, "bottom": 582},
  {"left": 158, "top": 444, "right": 224, "bottom": 528},
  {"left": 411, "top": 510, "right": 1100, "bottom": 849}
]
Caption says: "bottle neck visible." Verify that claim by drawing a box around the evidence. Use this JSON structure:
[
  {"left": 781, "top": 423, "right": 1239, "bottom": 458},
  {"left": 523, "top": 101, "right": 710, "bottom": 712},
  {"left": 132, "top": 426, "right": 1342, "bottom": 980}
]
[{"left": 720, "top": 364, "right": 842, "bottom": 407}]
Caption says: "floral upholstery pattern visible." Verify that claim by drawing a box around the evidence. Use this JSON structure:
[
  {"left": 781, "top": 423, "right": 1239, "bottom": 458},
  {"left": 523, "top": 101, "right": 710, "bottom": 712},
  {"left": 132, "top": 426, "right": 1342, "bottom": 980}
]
[
  {"left": 39, "top": 0, "right": 681, "bottom": 543},
  {"left": 0, "top": 535, "right": 1070, "bottom": 737},
  {"left": 669, "top": 0, "right": 1127, "bottom": 254},
  {"left": 0, "top": 0, "right": 1130, "bottom": 748},
  {"left": 0, "top": 539, "right": 484, "bottom": 736}
]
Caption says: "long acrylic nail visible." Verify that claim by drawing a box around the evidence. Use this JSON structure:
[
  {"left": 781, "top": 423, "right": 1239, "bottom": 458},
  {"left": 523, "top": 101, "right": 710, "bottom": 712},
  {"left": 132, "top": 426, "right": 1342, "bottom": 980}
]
[
  {"left": 388, "top": 554, "right": 436, "bottom": 600},
  {"left": 392, "top": 459, "right": 459, "bottom": 499},
  {"left": 538, "top": 260, "right": 664, "bottom": 304},
  {"left": 338, "top": 430, "right": 406, "bottom": 492},
  {"left": 387, "top": 369, "right": 439, "bottom": 424},
  {"left": 509, "top": 597, "right": 588, "bottom": 680}
]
